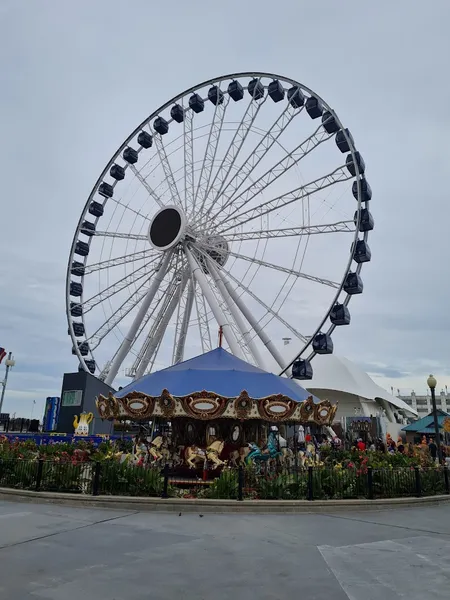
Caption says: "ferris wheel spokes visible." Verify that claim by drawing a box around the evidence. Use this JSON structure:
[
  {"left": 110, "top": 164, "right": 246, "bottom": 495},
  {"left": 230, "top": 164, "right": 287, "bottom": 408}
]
[
  {"left": 192, "top": 90, "right": 265, "bottom": 224},
  {"left": 215, "top": 166, "right": 352, "bottom": 233},
  {"left": 193, "top": 90, "right": 229, "bottom": 216},
  {"left": 81, "top": 255, "right": 161, "bottom": 313},
  {"left": 217, "top": 221, "right": 355, "bottom": 242},
  {"left": 124, "top": 270, "right": 184, "bottom": 378},
  {"left": 215, "top": 259, "right": 309, "bottom": 345},
  {"left": 205, "top": 122, "right": 333, "bottom": 230},
  {"left": 206, "top": 258, "right": 266, "bottom": 369},
  {"left": 83, "top": 248, "right": 154, "bottom": 275},
  {"left": 206, "top": 103, "right": 300, "bottom": 222},
  {"left": 196, "top": 240, "right": 340, "bottom": 289},
  {"left": 104, "top": 251, "right": 173, "bottom": 385},
  {"left": 209, "top": 263, "right": 286, "bottom": 369},
  {"left": 109, "top": 195, "right": 152, "bottom": 223},
  {"left": 184, "top": 245, "right": 245, "bottom": 360},
  {"left": 225, "top": 250, "right": 340, "bottom": 289},
  {"left": 194, "top": 284, "right": 213, "bottom": 354},
  {"left": 93, "top": 230, "right": 148, "bottom": 241},
  {"left": 153, "top": 133, "right": 183, "bottom": 209},
  {"left": 173, "top": 278, "right": 195, "bottom": 365},
  {"left": 86, "top": 270, "right": 165, "bottom": 351},
  {"left": 128, "top": 163, "right": 165, "bottom": 209},
  {"left": 134, "top": 270, "right": 189, "bottom": 380},
  {"left": 183, "top": 108, "right": 195, "bottom": 214}
]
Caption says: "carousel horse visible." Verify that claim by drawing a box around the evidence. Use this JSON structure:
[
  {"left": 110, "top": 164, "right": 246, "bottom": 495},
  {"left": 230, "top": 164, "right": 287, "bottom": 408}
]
[
  {"left": 206, "top": 439, "right": 226, "bottom": 468},
  {"left": 298, "top": 442, "right": 321, "bottom": 467},
  {"left": 245, "top": 431, "right": 282, "bottom": 466},
  {"left": 149, "top": 435, "right": 171, "bottom": 465},
  {"left": 185, "top": 445, "right": 206, "bottom": 469},
  {"left": 170, "top": 445, "right": 185, "bottom": 468},
  {"left": 120, "top": 450, "right": 144, "bottom": 466},
  {"left": 281, "top": 447, "right": 295, "bottom": 467},
  {"left": 118, "top": 437, "right": 148, "bottom": 466},
  {"left": 229, "top": 446, "right": 250, "bottom": 467}
]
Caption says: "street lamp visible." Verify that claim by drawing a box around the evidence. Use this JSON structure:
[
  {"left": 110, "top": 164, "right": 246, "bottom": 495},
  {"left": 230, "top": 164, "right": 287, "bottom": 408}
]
[
  {"left": 0, "top": 353, "right": 16, "bottom": 414},
  {"left": 427, "top": 374, "right": 442, "bottom": 463}
]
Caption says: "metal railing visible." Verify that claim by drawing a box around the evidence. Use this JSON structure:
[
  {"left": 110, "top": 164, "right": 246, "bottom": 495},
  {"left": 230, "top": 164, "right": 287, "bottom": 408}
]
[{"left": 0, "top": 459, "right": 449, "bottom": 501}]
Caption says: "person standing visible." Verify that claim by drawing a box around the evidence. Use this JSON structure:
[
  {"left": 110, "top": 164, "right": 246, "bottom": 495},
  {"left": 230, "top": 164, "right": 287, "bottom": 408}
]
[
  {"left": 428, "top": 438, "right": 438, "bottom": 463},
  {"left": 357, "top": 438, "right": 366, "bottom": 451}
]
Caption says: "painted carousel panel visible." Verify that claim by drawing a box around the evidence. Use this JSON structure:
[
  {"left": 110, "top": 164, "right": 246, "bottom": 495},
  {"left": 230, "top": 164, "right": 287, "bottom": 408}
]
[{"left": 96, "top": 391, "right": 338, "bottom": 426}]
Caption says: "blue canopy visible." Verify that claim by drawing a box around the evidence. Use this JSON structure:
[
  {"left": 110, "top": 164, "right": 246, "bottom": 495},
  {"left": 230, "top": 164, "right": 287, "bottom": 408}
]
[
  {"left": 116, "top": 348, "right": 318, "bottom": 403},
  {"left": 402, "top": 409, "right": 449, "bottom": 434}
]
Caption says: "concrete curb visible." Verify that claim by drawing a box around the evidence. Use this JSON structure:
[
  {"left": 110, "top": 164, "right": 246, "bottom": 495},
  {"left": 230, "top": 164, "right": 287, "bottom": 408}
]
[{"left": 1, "top": 487, "right": 450, "bottom": 513}]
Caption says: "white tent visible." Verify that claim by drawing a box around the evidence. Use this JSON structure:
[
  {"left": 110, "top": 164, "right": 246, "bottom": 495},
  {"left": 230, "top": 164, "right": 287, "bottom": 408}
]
[{"left": 302, "top": 354, "right": 417, "bottom": 419}]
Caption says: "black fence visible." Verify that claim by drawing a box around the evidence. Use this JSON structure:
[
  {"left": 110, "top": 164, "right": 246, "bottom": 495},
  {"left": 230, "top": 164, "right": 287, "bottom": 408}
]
[{"left": 0, "top": 459, "right": 449, "bottom": 501}]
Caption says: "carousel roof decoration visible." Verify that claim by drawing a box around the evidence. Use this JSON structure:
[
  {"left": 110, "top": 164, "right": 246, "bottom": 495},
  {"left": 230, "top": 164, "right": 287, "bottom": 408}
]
[{"left": 96, "top": 348, "right": 338, "bottom": 425}]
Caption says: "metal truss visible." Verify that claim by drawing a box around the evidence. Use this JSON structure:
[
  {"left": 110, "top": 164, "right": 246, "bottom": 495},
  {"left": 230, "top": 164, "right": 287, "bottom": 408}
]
[
  {"left": 218, "top": 166, "right": 352, "bottom": 232},
  {"left": 218, "top": 220, "right": 354, "bottom": 242}
]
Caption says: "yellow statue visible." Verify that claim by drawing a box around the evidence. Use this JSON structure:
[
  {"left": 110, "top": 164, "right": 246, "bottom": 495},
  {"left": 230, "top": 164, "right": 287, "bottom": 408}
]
[{"left": 73, "top": 412, "right": 93, "bottom": 436}]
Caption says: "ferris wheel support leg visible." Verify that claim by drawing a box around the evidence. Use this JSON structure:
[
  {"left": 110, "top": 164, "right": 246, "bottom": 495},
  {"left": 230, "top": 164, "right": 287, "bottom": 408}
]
[
  {"left": 134, "top": 273, "right": 189, "bottom": 380},
  {"left": 104, "top": 251, "right": 172, "bottom": 386},
  {"left": 174, "top": 279, "right": 195, "bottom": 364},
  {"left": 207, "top": 259, "right": 267, "bottom": 369},
  {"left": 184, "top": 245, "right": 245, "bottom": 360},
  {"left": 216, "top": 267, "right": 287, "bottom": 369}
]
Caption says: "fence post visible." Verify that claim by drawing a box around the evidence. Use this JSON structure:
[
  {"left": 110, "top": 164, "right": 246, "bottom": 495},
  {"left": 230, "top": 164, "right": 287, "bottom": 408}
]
[
  {"left": 307, "top": 466, "right": 313, "bottom": 501},
  {"left": 238, "top": 465, "right": 244, "bottom": 501},
  {"left": 35, "top": 458, "right": 44, "bottom": 491},
  {"left": 92, "top": 462, "right": 101, "bottom": 496},
  {"left": 161, "top": 463, "right": 169, "bottom": 499},
  {"left": 444, "top": 466, "right": 450, "bottom": 495},
  {"left": 414, "top": 466, "right": 422, "bottom": 497},
  {"left": 367, "top": 466, "right": 374, "bottom": 500}
]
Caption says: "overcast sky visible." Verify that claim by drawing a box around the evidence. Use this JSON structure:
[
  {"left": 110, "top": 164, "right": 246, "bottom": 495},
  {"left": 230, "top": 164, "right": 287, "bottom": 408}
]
[{"left": 1, "top": 0, "right": 449, "bottom": 419}]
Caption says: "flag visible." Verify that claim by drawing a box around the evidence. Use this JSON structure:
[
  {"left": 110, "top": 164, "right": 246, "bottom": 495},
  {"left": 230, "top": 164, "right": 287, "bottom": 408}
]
[{"left": 0, "top": 348, "right": 6, "bottom": 364}]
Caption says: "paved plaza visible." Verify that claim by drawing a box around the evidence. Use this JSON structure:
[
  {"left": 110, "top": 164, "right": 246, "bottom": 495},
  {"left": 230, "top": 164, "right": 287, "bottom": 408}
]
[{"left": 0, "top": 499, "right": 449, "bottom": 599}]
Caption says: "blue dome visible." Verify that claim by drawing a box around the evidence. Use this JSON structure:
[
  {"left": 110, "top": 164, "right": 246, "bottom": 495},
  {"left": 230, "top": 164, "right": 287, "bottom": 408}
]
[{"left": 116, "top": 348, "right": 318, "bottom": 403}]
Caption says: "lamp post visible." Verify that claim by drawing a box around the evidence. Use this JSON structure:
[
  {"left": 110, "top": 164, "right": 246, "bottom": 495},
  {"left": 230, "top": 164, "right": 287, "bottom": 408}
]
[
  {"left": 427, "top": 374, "right": 442, "bottom": 463},
  {"left": 0, "top": 353, "right": 16, "bottom": 414}
]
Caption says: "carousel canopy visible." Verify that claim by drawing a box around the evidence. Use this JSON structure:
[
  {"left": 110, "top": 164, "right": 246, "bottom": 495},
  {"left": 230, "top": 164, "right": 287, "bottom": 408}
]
[{"left": 116, "top": 348, "right": 318, "bottom": 402}]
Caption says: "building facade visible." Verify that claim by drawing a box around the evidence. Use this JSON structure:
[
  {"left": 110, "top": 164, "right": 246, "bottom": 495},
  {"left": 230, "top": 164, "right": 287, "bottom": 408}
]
[{"left": 398, "top": 391, "right": 448, "bottom": 419}]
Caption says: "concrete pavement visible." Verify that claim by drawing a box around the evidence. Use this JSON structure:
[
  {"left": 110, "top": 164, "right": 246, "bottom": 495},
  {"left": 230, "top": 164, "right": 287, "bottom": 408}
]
[{"left": 0, "top": 499, "right": 449, "bottom": 599}]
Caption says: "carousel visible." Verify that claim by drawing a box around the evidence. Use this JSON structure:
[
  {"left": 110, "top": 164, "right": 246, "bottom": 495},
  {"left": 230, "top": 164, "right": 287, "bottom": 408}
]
[{"left": 96, "top": 348, "right": 338, "bottom": 474}]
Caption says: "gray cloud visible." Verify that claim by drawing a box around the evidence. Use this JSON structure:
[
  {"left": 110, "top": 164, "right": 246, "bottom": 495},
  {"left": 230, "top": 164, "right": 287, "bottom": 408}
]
[{"left": 1, "top": 0, "right": 449, "bottom": 418}]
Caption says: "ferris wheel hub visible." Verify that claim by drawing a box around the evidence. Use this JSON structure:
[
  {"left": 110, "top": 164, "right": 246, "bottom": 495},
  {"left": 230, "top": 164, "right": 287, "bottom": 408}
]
[
  {"left": 195, "top": 235, "right": 230, "bottom": 274},
  {"left": 148, "top": 205, "right": 186, "bottom": 251},
  {"left": 202, "top": 235, "right": 229, "bottom": 266}
]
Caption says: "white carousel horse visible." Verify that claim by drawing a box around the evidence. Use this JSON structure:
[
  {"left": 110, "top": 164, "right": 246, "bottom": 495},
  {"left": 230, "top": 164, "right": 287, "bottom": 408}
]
[
  {"left": 185, "top": 445, "right": 207, "bottom": 469},
  {"left": 206, "top": 440, "right": 226, "bottom": 468},
  {"left": 229, "top": 445, "right": 251, "bottom": 467},
  {"left": 149, "top": 435, "right": 171, "bottom": 465}
]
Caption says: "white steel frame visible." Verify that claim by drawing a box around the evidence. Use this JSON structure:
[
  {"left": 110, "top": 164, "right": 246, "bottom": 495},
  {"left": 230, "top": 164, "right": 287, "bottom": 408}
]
[{"left": 66, "top": 72, "right": 369, "bottom": 386}]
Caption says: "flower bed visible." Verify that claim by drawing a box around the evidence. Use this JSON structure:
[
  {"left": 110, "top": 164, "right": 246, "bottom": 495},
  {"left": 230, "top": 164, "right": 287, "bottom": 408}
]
[{"left": 0, "top": 436, "right": 448, "bottom": 501}]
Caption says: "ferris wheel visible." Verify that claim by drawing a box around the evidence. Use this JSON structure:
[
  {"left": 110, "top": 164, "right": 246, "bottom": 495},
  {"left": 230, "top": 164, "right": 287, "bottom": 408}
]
[{"left": 66, "top": 72, "right": 373, "bottom": 387}]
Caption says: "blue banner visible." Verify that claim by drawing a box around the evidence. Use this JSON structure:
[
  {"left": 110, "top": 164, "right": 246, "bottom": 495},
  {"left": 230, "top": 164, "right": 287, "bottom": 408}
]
[{"left": 0, "top": 433, "right": 132, "bottom": 446}]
